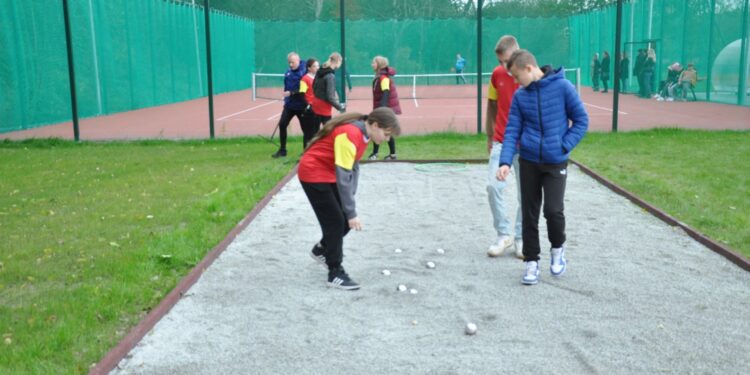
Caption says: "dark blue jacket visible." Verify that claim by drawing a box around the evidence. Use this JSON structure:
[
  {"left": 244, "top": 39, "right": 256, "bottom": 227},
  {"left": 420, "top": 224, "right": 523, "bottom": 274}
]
[
  {"left": 500, "top": 66, "right": 588, "bottom": 166},
  {"left": 284, "top": 64, "right": 307, "bottom": 110}
]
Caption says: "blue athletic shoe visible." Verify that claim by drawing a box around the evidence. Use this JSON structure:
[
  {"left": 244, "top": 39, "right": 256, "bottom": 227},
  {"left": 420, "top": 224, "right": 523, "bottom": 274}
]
[
  {"left": 550, "top": 246, "right": 566, "bottom": 276},
  {"left": 522, "top": 261, "right": 539, "bottom": 285}
]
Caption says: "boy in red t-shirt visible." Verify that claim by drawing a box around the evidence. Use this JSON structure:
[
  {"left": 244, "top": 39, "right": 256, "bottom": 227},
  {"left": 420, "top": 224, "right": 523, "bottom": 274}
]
[{"left": 485, "top": 35, "right": 523, "bottom": 259}]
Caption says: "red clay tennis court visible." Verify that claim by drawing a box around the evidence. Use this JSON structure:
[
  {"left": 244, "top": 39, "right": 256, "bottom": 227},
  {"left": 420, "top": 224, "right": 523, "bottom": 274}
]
[{"left": 3, "top": 86, "right": 748, "bottom": 141}]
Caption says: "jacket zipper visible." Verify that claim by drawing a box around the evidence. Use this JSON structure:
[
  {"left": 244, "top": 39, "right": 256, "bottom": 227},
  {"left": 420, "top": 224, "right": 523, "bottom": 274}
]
[{"left": 536, "top": 88, "right": 544, "bottom": 163}]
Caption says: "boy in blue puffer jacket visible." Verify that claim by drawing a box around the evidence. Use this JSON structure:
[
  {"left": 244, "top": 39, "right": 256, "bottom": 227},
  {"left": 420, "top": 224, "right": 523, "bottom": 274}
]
[{"left": 496, "top": 49, "right": 588, "bottom": 285}]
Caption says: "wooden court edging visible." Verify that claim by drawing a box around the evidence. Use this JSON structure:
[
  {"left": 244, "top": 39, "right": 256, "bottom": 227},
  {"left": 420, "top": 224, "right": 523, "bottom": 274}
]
[
  {"left": 89, "top": 166, "right": 299, "bottom": 375},
  {"left": 571, "top": 159, "right": 750, "bottom": 273}
]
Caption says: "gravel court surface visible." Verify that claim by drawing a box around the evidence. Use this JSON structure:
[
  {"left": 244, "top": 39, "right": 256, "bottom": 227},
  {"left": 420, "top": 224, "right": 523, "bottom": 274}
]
[{"left": 111, "top": 162, "right": 750, "bottom": 375}]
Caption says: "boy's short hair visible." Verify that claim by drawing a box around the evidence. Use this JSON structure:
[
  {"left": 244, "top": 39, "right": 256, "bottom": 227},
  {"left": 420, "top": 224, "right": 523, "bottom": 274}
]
[
  {"left": 506, "top": 49, "right": 538, "bottom": 71},
  {"left": 495, "top": 35, "right": 519, "bottom": 54}
]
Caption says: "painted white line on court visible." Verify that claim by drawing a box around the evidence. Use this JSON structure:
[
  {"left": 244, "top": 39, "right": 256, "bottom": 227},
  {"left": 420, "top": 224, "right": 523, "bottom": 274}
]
[
  {"left": 216, "top": 100, "right": 279, "bottom": 121},
  {"left": 413, "top": 97, "right": 419, "bottom": 108},
  {"left": 267, "top": 113, "right": 281, "bottom": 121},
  {"left": 584, "top": 102, "right": 628, "bottom": 115}
]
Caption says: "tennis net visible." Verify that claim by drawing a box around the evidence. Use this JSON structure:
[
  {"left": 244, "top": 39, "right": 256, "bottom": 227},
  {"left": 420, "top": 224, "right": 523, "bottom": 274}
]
[{"left": 252, "top": 69, "right": 580, "bottom": 101}]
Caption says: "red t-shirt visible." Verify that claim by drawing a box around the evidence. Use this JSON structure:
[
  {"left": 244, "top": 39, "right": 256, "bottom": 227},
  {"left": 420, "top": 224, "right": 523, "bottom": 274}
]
[
  {"left": 298, "top": 123, "right": 369, "bottom": 183},
  {"left": 487, "top": 65, "right": 519, "bottom": 143},
  {"left": 300, "top": 74, "right": 315, "bottom": 105}
]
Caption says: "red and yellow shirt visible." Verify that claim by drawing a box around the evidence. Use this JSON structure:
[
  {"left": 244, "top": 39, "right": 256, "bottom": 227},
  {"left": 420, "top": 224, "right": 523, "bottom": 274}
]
[
  {"left": 488, "top": 65, "right": 519, "bottom": 143},
  {"left": 298, "top": 123, "right": 369, "bottom": 183},
  {"left": 300, "top": 74, "right": 315, "bottom": 105}
]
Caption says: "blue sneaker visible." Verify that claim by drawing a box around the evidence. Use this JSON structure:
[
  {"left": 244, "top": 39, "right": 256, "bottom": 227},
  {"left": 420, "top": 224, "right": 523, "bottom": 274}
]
[
  {"left": 522, "top": 261, "right": 539, "bottom": 285},
  {"left": 550, "top": 246, "right": 566, "bottom": 276}
]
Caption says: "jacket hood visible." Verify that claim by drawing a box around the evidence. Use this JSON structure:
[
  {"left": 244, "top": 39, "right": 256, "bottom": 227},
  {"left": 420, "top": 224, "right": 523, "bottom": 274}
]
[
  {"left": 378, "top": 67, "right": 397, "bottom": 76},
  {"left": 316, "top": 66, "right": 335, "bottom": 78},
  {"left": 529, "top": 66, "right": 564, "bottom": 89}
]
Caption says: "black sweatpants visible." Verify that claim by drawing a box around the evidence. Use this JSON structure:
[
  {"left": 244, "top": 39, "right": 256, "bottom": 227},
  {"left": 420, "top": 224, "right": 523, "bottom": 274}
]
[
  {"left": 277, "top": 107, "right": 305, "bottom": 152},
  {"left": 300, "top": 107, "right": 319, "bottom": 149},
  {"left": 371, "top": 138, "right": 396, "bottom": 156},
  {"left": 519, "top": 158, "right": 568, "bottom": 262},
  {"left": 301, "top": 182, "right": 350, "bottom": 269}
]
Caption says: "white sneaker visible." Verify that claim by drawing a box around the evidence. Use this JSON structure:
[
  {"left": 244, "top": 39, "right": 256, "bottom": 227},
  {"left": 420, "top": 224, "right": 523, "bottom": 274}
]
[
  {"left": 656, "top": 96, "right": 665, "bottom": 101},
  {"left": 550, "top": 246, "right": 567, "bottom": 276},
  {"left": 514, "top": 239, "right": 524, "bottom": 259},
  {"left": 666, "top": 97, "right": 674, "bottom": 102},
  {"left": 522, "top": 261, "right": 539, "bottom": 285},
  {"left": 487, "top": 235, "right": 513, "bottom": 257}
]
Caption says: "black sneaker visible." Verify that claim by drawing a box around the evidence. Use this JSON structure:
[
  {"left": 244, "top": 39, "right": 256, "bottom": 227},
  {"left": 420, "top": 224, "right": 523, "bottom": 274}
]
[
  {"left": 384, "top": 154, "right": 397, "bottom": 160},
  {"left": 367, "top": 153, "right": 378, "bottom": 161},
  {"left": 310, "top": 242, "right": 326, "bottom": 266},
  {"left": 271, "top": 149, "right": 287, "bottom": 158},
  {"left": 327, "top": 267, "right": 360, "bottom": 290}
]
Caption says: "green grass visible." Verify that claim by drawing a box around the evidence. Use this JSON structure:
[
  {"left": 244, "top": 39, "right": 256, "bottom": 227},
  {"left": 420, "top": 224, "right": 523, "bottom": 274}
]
[
  {"left": 0, "top": 130, "right": 747, "bottom": 374},
  {"left": 572, "top": 129, "right": 749, "bottom": 257}
]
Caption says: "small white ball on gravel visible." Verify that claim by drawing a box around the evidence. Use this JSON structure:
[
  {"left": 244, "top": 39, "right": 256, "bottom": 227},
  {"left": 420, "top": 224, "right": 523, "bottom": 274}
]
[
  {"left": 426, "top": 261, "right": 436, "bottom": 269},
  {"left": 409, "top": 288, "right": 418, "bottom": 294},
  {"left": 436, "top": 248, "right": 445, "bottom": 254},
  {"left": 411, "top": 320, "right": 418, "bottom": 325},
  {"left": 465, "top": 322, "right": 478, "bottom": 335},
  {"left": 397, "top": 284, "right": 407, "bottom": 292},
  {"left": 394, "top": 248, "right": 403, "bottom": 253},
  {"left": 382, "top": 269, "right": 391, "bottom": 276}
]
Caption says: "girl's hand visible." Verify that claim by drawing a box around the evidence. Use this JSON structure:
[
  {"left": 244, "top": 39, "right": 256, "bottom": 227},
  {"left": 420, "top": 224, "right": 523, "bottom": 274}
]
[
  {"left": 348, "top": 217, "right": 362, "bottom": 231},
  {"left": 282, "top": 91, "right": 291, "bottom": 98}
]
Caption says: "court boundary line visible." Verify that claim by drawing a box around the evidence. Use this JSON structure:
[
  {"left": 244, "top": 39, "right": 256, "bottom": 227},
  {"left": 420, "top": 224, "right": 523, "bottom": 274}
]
[
  {"left": 584, "top": 102, "right": 628, "bottom": 115},
  {"left": 216, "top": 100, "right": 278, "bottom": 121}
]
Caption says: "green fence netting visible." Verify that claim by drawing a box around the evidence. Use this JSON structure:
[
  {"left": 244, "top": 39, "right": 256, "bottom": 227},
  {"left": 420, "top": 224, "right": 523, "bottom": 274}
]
[
  {"left": 2, "top": 0, "right": 748, "bottom": 134},
  {"left": 569, "top": 0, "right": 749, "bottom": 105},
  {"left": 0, "top": 0, "right": 254, "bottom": 132}
]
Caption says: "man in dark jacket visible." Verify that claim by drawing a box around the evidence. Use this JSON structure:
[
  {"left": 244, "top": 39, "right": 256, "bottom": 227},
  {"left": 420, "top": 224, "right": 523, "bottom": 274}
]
[
  {"left": 272, "top": 52, "right": 307, "bottom": 158},
  {"left": 497, "top": 49, "right": 588, "bottom": 285}
]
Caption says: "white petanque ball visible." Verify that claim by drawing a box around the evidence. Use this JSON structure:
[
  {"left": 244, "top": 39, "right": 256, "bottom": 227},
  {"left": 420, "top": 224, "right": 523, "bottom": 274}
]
[
  {"left": 397, "top": 284, "right": 407, "bottom": 292},
  {"left": 394, "top": 248, "right": 403, "bottom": 253},
  {"left": 382, "top": 269, "right": 391, "bottom": 276},
  {"left": 409, "top": 288, "right": 418, "bottom": 294},
  {"left": 426, "top": 261, "right": 436, "bottom": 269},
  {"left": 436, "top": 248, "right": 445, "bottom": 254},
  {"left": 465, "top": 322, "right": 478, "bottom": 335}
]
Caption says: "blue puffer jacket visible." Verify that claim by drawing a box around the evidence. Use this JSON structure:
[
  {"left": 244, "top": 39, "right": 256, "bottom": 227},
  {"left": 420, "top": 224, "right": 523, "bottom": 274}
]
[
  {"left": 500, "top": 66, "right": 588, "bottom": 166},
  {"left": 283, "top": 64, "right": 307, "bottom": 110}
]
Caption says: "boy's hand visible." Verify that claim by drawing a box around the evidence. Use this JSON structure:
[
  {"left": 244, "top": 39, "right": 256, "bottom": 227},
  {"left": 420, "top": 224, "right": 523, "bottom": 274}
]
[
  {"left": 348, "top": 217, "right": 362, "bottom": 231},
  {"left": 282, "top": 91, "right": 291, "bottom": 98},
  {"left": 496, "top": 165, "right": 510, "bottom": 181}
]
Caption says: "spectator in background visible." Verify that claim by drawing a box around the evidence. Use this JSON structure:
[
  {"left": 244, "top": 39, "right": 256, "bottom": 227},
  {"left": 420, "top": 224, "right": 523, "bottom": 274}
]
[
  {"left": 619, "top": 52, "right": 630, "bottom": 93},
  {"left": 675, "top": 63, "right": 698, "bottom": 101},
  {"left": 455, "top": 53, "right": 467, "bottom": 84},
  {"left": 591, "top": 53, "right": 601, "bottom": 92},
  {"left": 272, "top": 51, "right": 307, "bottom": 158},
  {"left": 634, "top": 49, "right": 646, "bottom": 97},
  {"left": 641, "top": 49, "right": 656, "bottom": 98},
  {"left": 600, "top": 51, "right": 611, "bottom": 93},
  {"left": 657, "top": 62, "right": 682, "bottom": 101}
]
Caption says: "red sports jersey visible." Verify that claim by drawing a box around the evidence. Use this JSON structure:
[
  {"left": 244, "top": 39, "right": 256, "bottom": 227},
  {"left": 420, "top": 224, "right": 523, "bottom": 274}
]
[
  {"left": 298, "top": 123, "right": 369, "bottom": 183},
  {"left": 487, "top": 65, "right": 519, "bottom": 143},
  {"left": 300, "top": 74, "right": 315, "bottom": 105}
]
